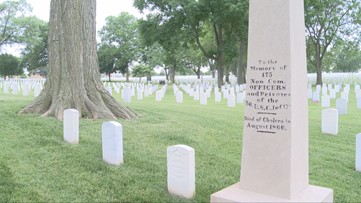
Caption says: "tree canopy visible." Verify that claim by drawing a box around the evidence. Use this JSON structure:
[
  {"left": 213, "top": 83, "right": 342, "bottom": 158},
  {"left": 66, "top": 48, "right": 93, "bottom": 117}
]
[
  {"left": 305, "top": 0, "right": 361, "bottom": 84},
  {"left": 0, "top": 53, "right": 22, "bottom": 78},
  {"left": 98, "top": 12, "right": 140, "bottom": 81}
]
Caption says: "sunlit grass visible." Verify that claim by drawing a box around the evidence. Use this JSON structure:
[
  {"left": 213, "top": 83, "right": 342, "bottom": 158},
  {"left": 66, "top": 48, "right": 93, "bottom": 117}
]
[{"left": 0, "top": 84, "right": 360, "bottom": 202}]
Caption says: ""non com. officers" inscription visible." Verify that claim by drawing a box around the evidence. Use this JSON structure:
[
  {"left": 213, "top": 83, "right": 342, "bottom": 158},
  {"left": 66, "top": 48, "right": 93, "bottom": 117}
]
[{"left": 244, "top": 59, "right": 291, "bottom": 135}]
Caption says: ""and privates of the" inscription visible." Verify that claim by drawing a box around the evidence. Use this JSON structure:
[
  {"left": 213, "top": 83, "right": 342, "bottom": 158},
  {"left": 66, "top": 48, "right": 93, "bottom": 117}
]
[{"left": 244, "top": 59, "right": 291, "bottom": 134}]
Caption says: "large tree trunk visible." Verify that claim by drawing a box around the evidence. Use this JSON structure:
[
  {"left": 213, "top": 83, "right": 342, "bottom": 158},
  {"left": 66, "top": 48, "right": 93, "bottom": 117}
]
[
  {"left": 215, "top": 24, "right": 224, "bottom": 88},
  {"left": 315, "top": 48, "right": 323, "bottom": 85},
  {"left": 237, "top": 40, "right": 246, "bottom": 85},
  {"left": 20, "top": 0, "right": 137, "bottom": 120},
  {"left": 169, "top": 66, "right": 176, "bottom": 83}
]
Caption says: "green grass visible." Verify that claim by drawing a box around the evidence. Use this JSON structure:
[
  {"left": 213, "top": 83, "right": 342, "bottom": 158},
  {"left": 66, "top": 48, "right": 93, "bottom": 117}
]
[{"left": 0, "top": 85, "right": 361, "bottom": 202}]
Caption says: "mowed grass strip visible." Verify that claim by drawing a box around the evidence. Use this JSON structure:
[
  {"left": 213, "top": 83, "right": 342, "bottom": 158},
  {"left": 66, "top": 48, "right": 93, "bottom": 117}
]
[{"left": 0, "top": 85, "right": 361, "bottom": 202}]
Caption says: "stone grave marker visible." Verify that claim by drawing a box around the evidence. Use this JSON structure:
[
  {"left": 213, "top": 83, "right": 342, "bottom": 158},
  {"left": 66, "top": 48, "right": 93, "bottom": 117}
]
[
  {"left": 63, "top": 109, "right": 79, "bottom": 144},
  {"left": 167, "top": 145, "right": 195, "bottom": 199},
  {"left": 321, "top": 108, "right": 338, "bottom": 135},
  {"left": 312, "top": 91, "right": 320, "bottom": 103},
  {"left": 12, "top": 83, "right": 18, "bottom": 95},
  {"left": 200, "top": 92, "right": 207, "bottom": 105},
  {"left": 329, "top": 89, "right": 336, "bottom": 99},
  {"left": 137, "top": 89, "right": 143, "bottom": 100},
  {"left": 336, "top": 98, "right": 347, "bottom": 115},
  {"left": 341, "top": 92, "right": 348, "bottom": 102},
  {"left": 193, "top": 90, "right": 200, "bottom": 101},
  {"left": 22, "top": 83, "right": 29, "bottom": 96},
  {"left": 327, "top": 84, "right": 332, "bottom": 90},
  {"left": 3, "top": 82, "right": 9, "bottom": 94},
  {"left": 156, "top": 90, "right": 162, "bottom": 101},
  {"left": 215, "top": 92, "right": 222, "bottom": 102},
  {"left": 237, "top": 92, "right": 244, "bottom": 104},
  {"left": 210, "top": 0, "right": 333, "bottom": 201},
  {"left": 176, "top": 91, "right": 183, "bottom": 103},
  {"left": 123, "top": 87, "right": 132, "bottom": 103},
  {"left": 321, "top": 95, "right": 330, "bottom": 108},
  {"left": 102, "top": 121, "right": 123, "bottom": 165},
  {"left": 34, "top": 83, "right": 41, "bottom": 97},
  {"left": 322, "top": 86, "right": 328, "bottom": 95},
  {"left": 227, "top": 94, "right": 236, "bottom": 107}
]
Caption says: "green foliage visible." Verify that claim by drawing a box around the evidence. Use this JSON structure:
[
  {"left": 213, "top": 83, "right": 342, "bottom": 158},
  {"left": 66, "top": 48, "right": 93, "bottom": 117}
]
[
  {"left": 132, "top": 64, "right": 152, "bottom": 80},
  {"left": 0, "top": 0, "right": 32, "bottom": 47},
  {"left": 0, "top": 53, "right": 22, "bottom": 78},
  {"left": 98, "top": 44, "right": 123, "bottom": 81},
  {"left": 20, "top": 22, "right": 48, "bottom": 76},
  {"left": 333, "top": 41, "right": 361, "bottom": 72},
  {"left": 135, "top": 0, "right": 248, "bottom": 86},
  {"left": 98, "top": 12, "right": 140, "bottom": 76},
  {"left": 305, "top": 0, "right": 361, "bottom": 82}
]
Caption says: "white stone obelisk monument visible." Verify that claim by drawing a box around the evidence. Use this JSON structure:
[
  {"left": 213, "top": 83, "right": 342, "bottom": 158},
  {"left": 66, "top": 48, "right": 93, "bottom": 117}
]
[{"left": 211, "top": 0, "right": 333, "bottom": 202}]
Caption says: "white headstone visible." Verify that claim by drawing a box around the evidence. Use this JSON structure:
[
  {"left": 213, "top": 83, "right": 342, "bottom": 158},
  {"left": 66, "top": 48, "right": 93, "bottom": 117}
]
[
  {"left": 176, "top": 91, "right": 183, "bottom": 103},
  {"left": 236, "top": 92, "right": 244, "bottom": 104},
  {"left": 341, "top": 92, "right": 348, "bottom": 102},
  {"left": 336, "top": 98, "right": 347, "bottom": 115},
  {"left": 322, "top": 86, "right": 328, "bottom": 95},
  {"left": 193, "top": 90, "right": 200, "bottom": 101},
  {"left": 3, "top": 82, "right": 9, "bottom": 94},
  {"left": 22, "top": 83, "right": 29, "bottom": 96},
  {"left": 167, "top": 145, "right": 195, "bottom": 199},
  {"left": 312, "top": 91, "right": 320, "bottom": 103},
  {"left": 329, "top": 89, "right": 336, "bottom": 99},
  {"left": 321, "top": 108, "right": 338, "bottom": 135},
  {"left": 215, "top": 92, "right": 222, "bottom": 102},
  {"left": 321, "top": 95, "right": 330, "bottom": 108},
  {"left": 34, "top": 83, "right": 41, "bottom": 97},
  {"left": 63, "top": 109, "right": 79, "bottom": 144},
  {"left": 211, "top": 0, "right": 333, "bottom": 201},
  {"left": 102, "top": 121, "right": 123, "bottom": 165},
  {"left": 123, "top": 87, "right": 132, "bottom": 103},
  {"left": 227, "top": 94, "right": 236, "bottom": 107},
  {"left": 200, "top": 92, "right": 207, "bottom": 105},
  {"left": 12, "top": 83, "right": 18, "bottom": 95},
  {"left": 156, "top": 90, "right": 162, "bottom": 101},
  {"left": 356, "top": 133, "right": 361, "bottom": 171},
  {"left": 137, "top": 89, "right": 143, "bottom": 100}
]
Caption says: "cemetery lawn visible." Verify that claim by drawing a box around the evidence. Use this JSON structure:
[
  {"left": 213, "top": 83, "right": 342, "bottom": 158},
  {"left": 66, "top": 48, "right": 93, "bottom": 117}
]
[{"left": 1, "top": 86, "right": 361, "bottom": 202}]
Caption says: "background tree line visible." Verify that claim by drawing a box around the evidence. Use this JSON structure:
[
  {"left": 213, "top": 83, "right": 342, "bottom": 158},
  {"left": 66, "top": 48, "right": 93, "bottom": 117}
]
[{"left": 1, "top": 0, "right": 361, "bottom": 86}]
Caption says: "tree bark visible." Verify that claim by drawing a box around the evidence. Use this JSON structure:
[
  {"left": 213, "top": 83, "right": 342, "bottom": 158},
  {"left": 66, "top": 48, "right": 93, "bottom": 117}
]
[
  {"left": 169, "top": 66, "right": 176, "bottom": 83},
  {"left": 20, "top": 0, "right": 137, "bottom": 120},
  {"left": 215, "top": 24, "right": 224, "bottom": 88},
  {"left": 237, "top": 40, "right": 246, "bottom": 85},
  {"left": 315, "top": 46, "right": 323, "bottom": 85}
]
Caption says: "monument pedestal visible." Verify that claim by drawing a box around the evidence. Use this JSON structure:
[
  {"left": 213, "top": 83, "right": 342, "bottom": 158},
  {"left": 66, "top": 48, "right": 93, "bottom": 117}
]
[{"left": 211, "top": 183, "right": 333, "bottom": 203}]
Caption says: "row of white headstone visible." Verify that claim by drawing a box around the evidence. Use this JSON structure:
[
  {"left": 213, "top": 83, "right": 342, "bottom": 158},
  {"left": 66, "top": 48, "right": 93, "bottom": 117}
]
[
  {"left": 63, "top": 108, "right": 195, "bottom": 199},
  {"left": 175, "top": 83, "right": 246, "bottom": 107},
  {"left": 2, "top": 80, "right": 43, "bottom": 97}
]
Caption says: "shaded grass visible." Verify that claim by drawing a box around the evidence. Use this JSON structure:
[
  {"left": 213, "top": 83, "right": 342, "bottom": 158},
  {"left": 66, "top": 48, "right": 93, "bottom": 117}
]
[{"left": 0, "top": 85, "right": 361, "bottom": 202}]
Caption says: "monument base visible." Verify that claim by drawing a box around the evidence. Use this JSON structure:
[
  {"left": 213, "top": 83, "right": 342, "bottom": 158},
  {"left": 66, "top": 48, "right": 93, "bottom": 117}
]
[{"left": 210, "top": 183, "right": 333, "bottom": 203}]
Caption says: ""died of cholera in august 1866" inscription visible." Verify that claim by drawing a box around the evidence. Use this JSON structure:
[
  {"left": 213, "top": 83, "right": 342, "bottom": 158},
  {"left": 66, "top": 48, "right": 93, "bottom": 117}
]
[{"left": 244, "top": 59, "right": 291, "bottom": 135}]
